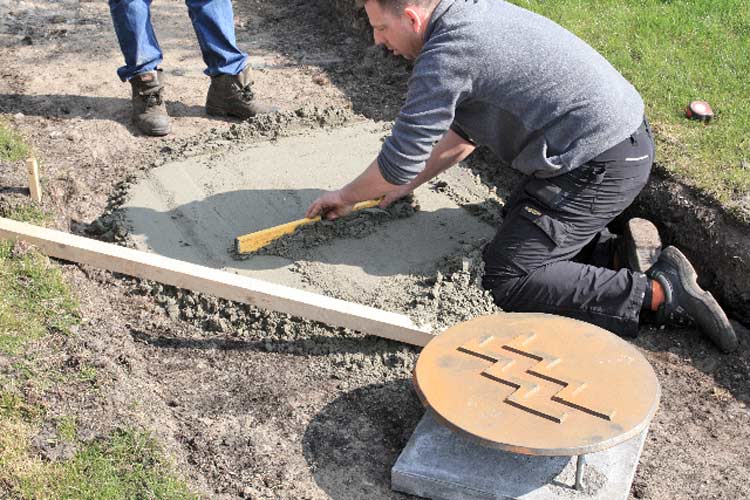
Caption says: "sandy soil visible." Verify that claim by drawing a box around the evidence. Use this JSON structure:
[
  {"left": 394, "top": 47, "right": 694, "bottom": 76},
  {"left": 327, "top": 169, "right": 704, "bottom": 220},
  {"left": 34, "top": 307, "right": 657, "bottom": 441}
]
[{"left": 1, "top": 0, "right": 749, "bottom": 499}]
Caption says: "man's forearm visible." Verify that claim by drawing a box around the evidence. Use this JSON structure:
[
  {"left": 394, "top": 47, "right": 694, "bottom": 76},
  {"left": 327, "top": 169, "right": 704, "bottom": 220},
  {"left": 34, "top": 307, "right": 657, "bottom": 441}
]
[
  {"left": 307, "top": 130, "right": 476, "bottom": 219},
  {"left": 402, "top": 129, "right": 475, "bottom": 192},
  {"left": 338, "top": 158, "right": 397, "bottom": 204}
]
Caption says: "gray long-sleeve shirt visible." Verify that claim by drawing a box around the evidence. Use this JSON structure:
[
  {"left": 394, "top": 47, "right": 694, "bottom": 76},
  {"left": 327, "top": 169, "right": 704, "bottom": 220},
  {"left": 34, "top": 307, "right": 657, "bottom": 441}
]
[{"left": 377, "top": 0, "right": 645, "bottom": 185}]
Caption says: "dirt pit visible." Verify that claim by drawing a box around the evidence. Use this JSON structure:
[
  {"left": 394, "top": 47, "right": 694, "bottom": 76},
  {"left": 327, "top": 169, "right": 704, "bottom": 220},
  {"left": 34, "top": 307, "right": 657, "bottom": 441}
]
[{"left": 123, "top": 122, "right": 499, "bottom": 329}]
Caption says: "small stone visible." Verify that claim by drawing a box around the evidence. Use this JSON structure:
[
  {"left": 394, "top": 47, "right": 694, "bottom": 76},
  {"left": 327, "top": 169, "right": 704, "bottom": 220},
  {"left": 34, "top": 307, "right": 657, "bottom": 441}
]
[
  {"left": 166, "top": 304, "right": 180, "bottom": 320},
  {"left": 312, "top": 74, "right": 330, "bottom": 86}
]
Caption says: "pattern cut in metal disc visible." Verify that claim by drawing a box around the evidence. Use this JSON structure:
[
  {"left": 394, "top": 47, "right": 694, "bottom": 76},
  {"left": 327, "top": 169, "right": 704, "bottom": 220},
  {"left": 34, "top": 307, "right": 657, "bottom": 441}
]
[{"left": 414, "top": 313, "right": 660, "bottom": 456}]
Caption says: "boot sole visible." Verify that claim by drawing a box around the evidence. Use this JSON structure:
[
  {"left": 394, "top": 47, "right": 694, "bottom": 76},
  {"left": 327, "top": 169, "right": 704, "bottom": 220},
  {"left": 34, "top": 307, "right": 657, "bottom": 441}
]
[
  {"left": 206, "top": 105, "right": 255, "bottom": 120},
  {"left": 662, "top": 246, "right": 738, "bottom": 353},
  {"left": 624, "top": 218, "right": 661, "bottom": 273},
  {"left": 143, "top": 127, "right": 170, "bottom": 137},
  {"left": 133, "top": 121, "right": 170, "bottom": 137}
]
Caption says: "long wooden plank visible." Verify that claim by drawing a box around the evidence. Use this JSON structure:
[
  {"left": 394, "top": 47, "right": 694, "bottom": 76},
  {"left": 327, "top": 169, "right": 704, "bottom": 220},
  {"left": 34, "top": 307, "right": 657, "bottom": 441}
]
[{"left": 0, "top": 217, "right": 435, "bottom": 347}]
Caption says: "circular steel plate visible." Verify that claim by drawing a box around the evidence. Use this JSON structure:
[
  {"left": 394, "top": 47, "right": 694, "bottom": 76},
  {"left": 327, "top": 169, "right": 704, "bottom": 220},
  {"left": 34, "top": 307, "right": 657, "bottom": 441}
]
[{"left": 414, "top": 313, "right": 660, "bottom": 456}]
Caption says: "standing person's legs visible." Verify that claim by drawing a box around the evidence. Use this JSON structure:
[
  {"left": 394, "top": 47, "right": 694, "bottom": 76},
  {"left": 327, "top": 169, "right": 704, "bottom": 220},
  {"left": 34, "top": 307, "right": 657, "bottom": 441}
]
[
  {"left": 109, "top": 0, "right": 170, "bottom": 136},
  {"left": 187, "top": 0, "right": 276, "bottom": 118},
  {"left": 185, "top": 0, "right": 247, "bottom": 76},
  {"left": 482, "top": 120, "right": 654, "bottom": 337},
  {"left": 109, "top": 0, "right": 163, "bottom": 81}
]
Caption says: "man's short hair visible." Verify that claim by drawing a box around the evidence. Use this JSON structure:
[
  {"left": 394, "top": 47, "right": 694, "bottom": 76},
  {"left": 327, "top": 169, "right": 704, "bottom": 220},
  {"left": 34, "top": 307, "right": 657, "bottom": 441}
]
[{"left": 357, "top": 0, "right": 436, "bottom": 14}]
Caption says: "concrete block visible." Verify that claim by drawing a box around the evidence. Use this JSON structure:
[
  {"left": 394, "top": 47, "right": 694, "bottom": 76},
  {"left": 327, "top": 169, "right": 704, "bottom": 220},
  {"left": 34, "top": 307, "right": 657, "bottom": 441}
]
[{"left": 392, "top": 410, "right": 648, "bottom": 500}]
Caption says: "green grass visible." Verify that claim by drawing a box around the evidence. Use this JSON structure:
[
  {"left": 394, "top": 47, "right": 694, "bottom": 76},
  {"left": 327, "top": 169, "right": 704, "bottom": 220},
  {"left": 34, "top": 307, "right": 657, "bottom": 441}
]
[
  {"left": 0, "top": 408, "right": 198, "bottom": 500},
  {"left": 18, "top": 429, "right": 198, "bottom": 500},
  {"left": 510, "top": 0, "right": 750, "bottom": 204},
  {"left": 0, "top": 120, "right": 29, "bottom": 162},
  {"left": 0, "top": 237, "right": 198, "bottom": 499},
  {"left": 2, "top": 203, "right": 47, "bottom": 225},
  {"left": 0, "top": 241, "right": 80, "bottom": 354}
]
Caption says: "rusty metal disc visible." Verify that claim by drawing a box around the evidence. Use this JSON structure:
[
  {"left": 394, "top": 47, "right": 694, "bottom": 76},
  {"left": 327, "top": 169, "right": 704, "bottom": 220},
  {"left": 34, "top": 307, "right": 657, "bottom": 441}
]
[{"left": 414, "top": 313, "right": 660, "bottom": 456}]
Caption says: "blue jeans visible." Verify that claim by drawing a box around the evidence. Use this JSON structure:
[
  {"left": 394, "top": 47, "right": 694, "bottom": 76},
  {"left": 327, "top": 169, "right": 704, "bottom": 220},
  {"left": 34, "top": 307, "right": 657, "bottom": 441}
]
[{"left": 109, "top": 0, "right": 248, "bottom": 81}]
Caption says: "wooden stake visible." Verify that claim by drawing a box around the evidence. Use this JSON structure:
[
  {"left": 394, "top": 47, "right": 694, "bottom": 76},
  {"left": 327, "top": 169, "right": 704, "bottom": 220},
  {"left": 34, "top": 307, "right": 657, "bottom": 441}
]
[
  {"left": 0, "top": 217, "right": 436, "bottom": 347},
  {"left": 25, "top": 158, "right": 42, "bottom": 203}
]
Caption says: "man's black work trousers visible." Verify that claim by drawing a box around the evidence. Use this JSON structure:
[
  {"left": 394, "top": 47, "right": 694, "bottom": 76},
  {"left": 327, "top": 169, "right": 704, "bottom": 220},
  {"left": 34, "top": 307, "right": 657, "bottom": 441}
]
[{"left": 482, "top": 119, "right": 655, "bottom": 337}]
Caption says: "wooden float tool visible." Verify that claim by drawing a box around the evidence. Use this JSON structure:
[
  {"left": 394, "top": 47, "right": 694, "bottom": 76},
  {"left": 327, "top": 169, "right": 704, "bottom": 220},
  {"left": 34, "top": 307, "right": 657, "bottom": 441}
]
[{"left": 234, "top": 198, "right": 382, "bottom": 254}]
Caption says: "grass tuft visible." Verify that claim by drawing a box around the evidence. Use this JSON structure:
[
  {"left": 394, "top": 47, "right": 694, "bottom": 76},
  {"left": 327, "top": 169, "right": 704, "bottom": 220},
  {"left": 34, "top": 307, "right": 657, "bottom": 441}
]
[
  {"left": 3, "top": 204, "right": 47, "bottom": 225},
  {"left": 0, "top": 241, "right": 80, "bottom": 354},
  {"left": 0, "top": 218, "right": 197, "bottom": 500},
  {"left": 0, "top": 408, "right": 198, "bottom": 500},
  {"left": 0, "top": 120, "right": 29, "bottom": 162}
]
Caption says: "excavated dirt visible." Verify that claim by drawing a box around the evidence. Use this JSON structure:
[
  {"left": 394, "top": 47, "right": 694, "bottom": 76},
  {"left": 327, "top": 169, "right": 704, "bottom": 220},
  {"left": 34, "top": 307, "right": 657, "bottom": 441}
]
[{"left": 1, "top": 0, "right": 749, "bottom": 499}]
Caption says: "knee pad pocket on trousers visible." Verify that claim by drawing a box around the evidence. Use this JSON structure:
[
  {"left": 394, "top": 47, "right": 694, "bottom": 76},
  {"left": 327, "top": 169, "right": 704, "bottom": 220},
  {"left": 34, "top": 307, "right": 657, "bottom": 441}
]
[{"left": 518, "top": 204, "right": 568, "bottom": 246}]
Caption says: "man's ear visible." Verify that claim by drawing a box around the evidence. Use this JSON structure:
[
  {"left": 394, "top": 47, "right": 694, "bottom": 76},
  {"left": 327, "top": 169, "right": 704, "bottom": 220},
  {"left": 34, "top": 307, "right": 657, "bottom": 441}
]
[{"left": 404, "top": 6, "right": 425, "bottom": 33}]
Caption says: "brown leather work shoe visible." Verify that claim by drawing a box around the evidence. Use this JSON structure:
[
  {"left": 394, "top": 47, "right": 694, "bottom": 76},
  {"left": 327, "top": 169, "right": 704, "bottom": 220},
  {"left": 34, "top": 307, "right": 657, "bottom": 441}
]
[
  {"left": 206, "top": 66, "right": 278, "bottom": 119},
  {"left": 129, "top": 70, "right": 170, "bottom": 137}
]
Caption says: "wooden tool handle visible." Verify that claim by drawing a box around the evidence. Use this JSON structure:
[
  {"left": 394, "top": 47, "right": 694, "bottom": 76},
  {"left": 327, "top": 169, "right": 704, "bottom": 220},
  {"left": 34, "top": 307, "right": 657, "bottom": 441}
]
[{"left": 235, "top": 198, "right": 383, "bottom": 254}]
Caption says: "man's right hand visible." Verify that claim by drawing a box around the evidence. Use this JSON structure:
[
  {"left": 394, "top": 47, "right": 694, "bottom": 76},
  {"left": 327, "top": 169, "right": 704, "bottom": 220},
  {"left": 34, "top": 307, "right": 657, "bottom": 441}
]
[
  {"left": 306, "top": 190, "right": 355, "bottom": 220},
  {"left": 379, "top": 183, "right": 414, "bottom": 208}
]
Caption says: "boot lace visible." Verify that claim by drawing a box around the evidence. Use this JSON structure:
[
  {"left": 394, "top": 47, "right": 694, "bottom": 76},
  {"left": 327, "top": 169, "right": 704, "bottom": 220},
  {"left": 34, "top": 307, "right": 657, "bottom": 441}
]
[
  {"left": 233, "top": 82, "right": 255, "bottom": 103},
  {"left": 139, "top": 87, "right": 164, "bottom": 108}
]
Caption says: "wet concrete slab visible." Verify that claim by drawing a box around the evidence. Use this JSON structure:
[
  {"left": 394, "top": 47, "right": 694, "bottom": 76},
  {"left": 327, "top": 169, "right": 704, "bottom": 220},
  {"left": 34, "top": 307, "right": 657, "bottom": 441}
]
[{"left": 123, "top": 122, "right": 495, "bottom": 309}]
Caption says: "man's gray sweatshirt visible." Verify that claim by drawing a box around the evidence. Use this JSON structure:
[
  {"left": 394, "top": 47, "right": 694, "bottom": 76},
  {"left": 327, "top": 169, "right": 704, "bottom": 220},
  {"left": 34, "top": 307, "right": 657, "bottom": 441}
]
[{"left": 377, "top": 0, "right": 645, "bottom": 184}]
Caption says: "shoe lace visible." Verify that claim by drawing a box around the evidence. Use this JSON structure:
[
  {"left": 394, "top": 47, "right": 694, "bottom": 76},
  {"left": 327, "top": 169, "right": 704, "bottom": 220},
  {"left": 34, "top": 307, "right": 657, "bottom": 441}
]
[
  {"left": 139, "top": 87, "right": 164, "bottom": 108},
  {"left": 233, "top": 82, "right": 255, "bottom": 103}
]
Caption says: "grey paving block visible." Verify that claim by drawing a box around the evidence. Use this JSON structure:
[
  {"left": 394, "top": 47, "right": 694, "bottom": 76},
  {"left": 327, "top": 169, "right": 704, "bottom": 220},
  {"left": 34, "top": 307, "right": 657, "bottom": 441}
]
[{"left": 392, "top": 410, "right": 648, "bottom": 500}]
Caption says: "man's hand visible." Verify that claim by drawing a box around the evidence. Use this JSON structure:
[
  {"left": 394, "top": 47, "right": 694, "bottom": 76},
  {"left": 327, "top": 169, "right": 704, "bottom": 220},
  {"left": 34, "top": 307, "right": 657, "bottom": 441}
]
[
  {"left": 379, "top": 183, "right": 414, "bottom": 208},
  {"left": 306, "top": 190, "right": 354, "bottom": 220}
]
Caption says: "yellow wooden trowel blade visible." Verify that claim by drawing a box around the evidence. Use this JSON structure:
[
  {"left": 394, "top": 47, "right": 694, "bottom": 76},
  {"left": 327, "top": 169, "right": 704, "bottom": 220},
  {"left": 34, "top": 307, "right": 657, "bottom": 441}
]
[{"left": 234, "top": 198, "right": 382, "bottom": 254}]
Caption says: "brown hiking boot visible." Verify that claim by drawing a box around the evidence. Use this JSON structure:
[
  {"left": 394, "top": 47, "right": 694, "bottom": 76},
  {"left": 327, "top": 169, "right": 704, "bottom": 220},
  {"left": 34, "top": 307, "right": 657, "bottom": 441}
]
[
  {"left": 206, "top": 66, "right": 278, "bottom": 119},
  {"left": 647, "top": 246, "right": 738, "bottom": 353},
  {"left": 619, "top": 218, "right": 662, "bottom": 273},
  {"left": 129, "top": 70, "right": 170, "bottom": 136}
]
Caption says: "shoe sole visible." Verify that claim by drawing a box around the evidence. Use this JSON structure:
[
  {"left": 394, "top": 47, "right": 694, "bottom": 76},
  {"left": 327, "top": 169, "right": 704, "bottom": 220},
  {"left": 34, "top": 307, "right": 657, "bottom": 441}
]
[
  {"left": 624, "top": 218, "right": 661, "bottom": 273},
  {"left": 206, "top": 105, "right": 255, "bottom": 119},
  {"left": 144, "top": 127, "right": 170, "bottom": 137},
  {"left": 133, "top": 121, "right": 170, "bottom": 137},
  {"left": 662, "top": 246, "right": 738, "bottom": 353}
]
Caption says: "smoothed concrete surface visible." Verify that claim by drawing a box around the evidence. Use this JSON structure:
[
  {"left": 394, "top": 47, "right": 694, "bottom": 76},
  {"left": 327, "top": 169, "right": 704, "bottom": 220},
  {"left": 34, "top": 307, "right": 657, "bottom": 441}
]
[{"left": 124, "top": 123, "right": 495, "bottom": 307}]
